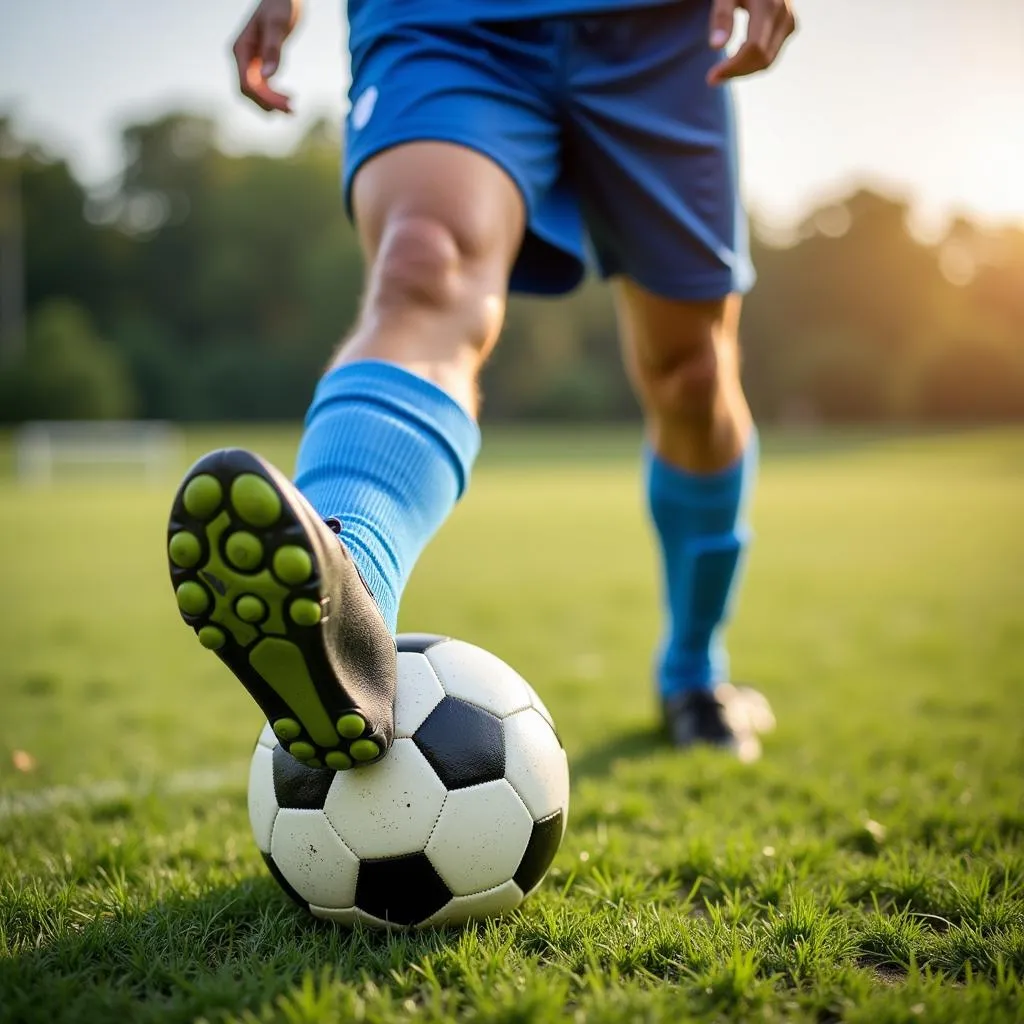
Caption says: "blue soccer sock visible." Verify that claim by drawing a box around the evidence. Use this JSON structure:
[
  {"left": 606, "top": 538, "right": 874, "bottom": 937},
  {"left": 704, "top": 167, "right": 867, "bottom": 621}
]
[
  {"left": 294, "top": 360, "right": 481, "bottom": 633},
  {"left": 645, "top": 429, "right": 759, "bottom": 696}
]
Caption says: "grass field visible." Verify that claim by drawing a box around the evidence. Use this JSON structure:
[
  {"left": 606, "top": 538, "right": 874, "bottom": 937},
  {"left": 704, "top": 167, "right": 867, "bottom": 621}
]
[{"left": 1, "top": 427, "right": 1023, "bottom": 1023}]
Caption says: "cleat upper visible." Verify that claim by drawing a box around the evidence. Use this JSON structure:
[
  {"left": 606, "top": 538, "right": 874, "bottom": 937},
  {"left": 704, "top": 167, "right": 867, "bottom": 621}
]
[{"left": 662, "top": 684, "right": 774, "bottom": 764}]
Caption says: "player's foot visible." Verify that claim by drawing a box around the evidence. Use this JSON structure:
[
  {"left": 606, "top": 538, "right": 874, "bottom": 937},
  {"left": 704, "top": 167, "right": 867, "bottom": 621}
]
[
  {"left": 661, "top": 684, "right": 775, "bottom": 764},
  {"left": 167, "top": 448, "right": 396, "bottom": 770}
]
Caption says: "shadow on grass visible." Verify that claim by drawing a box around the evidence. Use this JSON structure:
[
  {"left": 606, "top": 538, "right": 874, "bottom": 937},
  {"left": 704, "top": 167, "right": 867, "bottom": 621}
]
[
  {"left": 0, "top": 874, "right": 461, "bottom": 1024},
  {"left": 570, "top": 725, "right": 661, "bottom": 782}
]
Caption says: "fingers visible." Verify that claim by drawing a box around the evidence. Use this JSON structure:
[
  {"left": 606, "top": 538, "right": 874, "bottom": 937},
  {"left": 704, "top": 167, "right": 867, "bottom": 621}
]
[
  {"left": 770, "top": 5, "right": 798, "bottom": 62},
  {"left": 258, "top": 8, "right": 289, "bottom": 78},
  {"left": 707, "top": 0, "right": 797, "bottom": 86},
  {"left": 709, "top": 0, "right": 737, "bottom": 50},
  {"left": 231, "top": 3, "right": 296, "bottom": 113}
]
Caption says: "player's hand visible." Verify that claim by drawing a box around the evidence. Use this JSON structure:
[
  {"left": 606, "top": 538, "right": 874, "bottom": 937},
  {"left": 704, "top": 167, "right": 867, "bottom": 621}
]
[
  {"left": 707, "top": 0, "right": 796, "bottom": 86},
  {"left": 232, "top": 0, "right": 302, "bottom": 113}
]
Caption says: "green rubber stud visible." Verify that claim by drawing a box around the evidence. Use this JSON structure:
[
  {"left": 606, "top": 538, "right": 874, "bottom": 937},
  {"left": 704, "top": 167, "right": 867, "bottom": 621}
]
[
  {"left": 225, "top": 531, "right": 263, "bottom": 571},
  {"left": 235, "top": 594, "right": 267, "bottom": 623},
  {"left": 336, "top": 713, "right": 365, "bottom": 740},
  {"left": 326, "top": 751, "right": 353, "bottom": 771},
  {"left": 273, "top": 545, "right": 313, "bottom": 585},
  {"left": 350, "top": 739, "right": 380, "bottom": 763},
  {"left": 273, "top": 718, "right": 301, "bottom": 741},
  {"left": 289, "top": 741, "right": 316, "bottom": 761},
  {"left": 290, "top": 598, "right": 322, "bottom": 626},
  {"left": 307, "top": 758, "right": 323, "bottom": 769},
  {"left": 231, "top": 474, "right": 281, "bottom": 528},
  {"left": 198, "top": 625, "right": 226, "bottom": 650},
  {"left": 168, "top": 531, "right": 202, "bottom": 568},
  {"left": 182, "top": 474, "right": 222, "bottom": 519},
  {"left": 176, "top": 581, "right": 209, "bottom": 616}
]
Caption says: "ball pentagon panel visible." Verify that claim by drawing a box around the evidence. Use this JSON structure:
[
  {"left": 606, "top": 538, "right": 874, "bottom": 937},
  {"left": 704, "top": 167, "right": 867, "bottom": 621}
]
[
  {"left": 514, "top": 809, "right": 565, "bottom": 897},
  {"left": 413, "top": 695, "right": 505, "bottom": 790},
  {"left": 272, "top": 743, "right": 336, "bottom": 810},
  {"left": 354, "top": 851, "right": 453, "bottom": 926}
]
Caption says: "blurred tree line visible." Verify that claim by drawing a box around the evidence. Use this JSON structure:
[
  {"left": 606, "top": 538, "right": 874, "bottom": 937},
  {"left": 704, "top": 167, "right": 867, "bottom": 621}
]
[{"left": 1, "top": 112, "right": 1022, "bottom": 423}]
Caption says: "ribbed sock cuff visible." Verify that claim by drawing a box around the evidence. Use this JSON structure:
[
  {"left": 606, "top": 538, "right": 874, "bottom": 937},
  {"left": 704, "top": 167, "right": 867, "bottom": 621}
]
[
  {"left": 645, "top": 427, "right": 759, "bottom": 508},
  {"left": 305, "top": 360, "right": 481, "bottom": 497}
]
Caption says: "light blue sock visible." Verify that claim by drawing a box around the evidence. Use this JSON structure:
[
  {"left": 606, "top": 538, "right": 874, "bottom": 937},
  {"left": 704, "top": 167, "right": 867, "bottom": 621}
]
[
  {"left": 294, "top": 360, "right": 480, "bottom": 632},
  {"left": 645, "top": 429, "right": 759, "bottom": 696}
]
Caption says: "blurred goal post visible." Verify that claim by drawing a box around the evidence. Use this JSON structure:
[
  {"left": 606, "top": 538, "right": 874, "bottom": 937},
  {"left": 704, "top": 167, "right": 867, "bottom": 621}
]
[{"left": 15, "top": 421, "right": 185, "bottom": 485}]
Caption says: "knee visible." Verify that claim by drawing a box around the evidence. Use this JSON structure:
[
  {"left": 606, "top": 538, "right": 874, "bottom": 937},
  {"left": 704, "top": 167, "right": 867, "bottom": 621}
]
[
  {"left": 368, "top": 215, "right": 495, "bottom": 349},
  {"left": 639, "top": 329, "right": 735, "bottom": 423}
]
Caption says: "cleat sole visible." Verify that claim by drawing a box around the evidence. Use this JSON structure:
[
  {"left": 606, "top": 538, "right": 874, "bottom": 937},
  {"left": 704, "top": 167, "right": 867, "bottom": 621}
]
[
  {"left": 169, "top": 531, "right": 202, "bottom": 568},
  {"left": 225, "top": 531, "right": 264, "bottom": 571},
  {"left": 168, "top": 448, "right": 393, "bottom": 769}
]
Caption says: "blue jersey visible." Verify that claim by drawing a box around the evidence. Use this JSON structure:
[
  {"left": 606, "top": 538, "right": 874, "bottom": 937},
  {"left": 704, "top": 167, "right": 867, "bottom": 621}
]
[{"left": 348, "top": 0, "right": 680, "bottom": 47}]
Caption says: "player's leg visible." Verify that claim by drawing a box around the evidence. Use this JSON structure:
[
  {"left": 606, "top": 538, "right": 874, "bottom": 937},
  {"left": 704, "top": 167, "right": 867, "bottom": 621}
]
[
  {"left": 615, "top": 283, "right": 769, "bottom": 760},
  {"left": 169, "top": 142, "right": 523, "bottom": 770},
  {"left": 565, "top": 5, "right": 772, "bottom": 757},
  {"left": 295, "top": 141, "right": 525, "bottom": 628},
  {"left": 168, "top": 16, "right": 574, "bottom": 771}
]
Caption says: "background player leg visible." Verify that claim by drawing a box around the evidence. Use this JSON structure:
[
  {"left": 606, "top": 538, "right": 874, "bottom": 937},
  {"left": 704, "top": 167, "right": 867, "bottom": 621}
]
[
  {"left": 615, "top": 281, "right": 766, "bottom": 756},
  {"left": 296, "top": 142, "right": 525, "bottom": 630}
]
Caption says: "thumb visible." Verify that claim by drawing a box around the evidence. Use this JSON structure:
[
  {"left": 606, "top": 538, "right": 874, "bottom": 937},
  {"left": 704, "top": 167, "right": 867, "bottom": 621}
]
[{"left": 709, "top": 0, "right": 737, "bottom": 49}]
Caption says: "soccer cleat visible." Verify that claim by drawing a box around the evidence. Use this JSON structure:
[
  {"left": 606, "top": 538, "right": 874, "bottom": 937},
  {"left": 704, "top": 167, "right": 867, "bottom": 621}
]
[
  {"left": 167, "top": 448, "right": 396, "bottom": 770},
  {"left": 661, "top": 684, "right": 775, "bottom": 764}
]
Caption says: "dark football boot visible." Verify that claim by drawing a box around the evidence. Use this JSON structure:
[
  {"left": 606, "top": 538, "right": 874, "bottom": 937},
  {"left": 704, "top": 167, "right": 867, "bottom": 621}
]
[
  {"left": 167, "top": 448, "right": 395, "bottom": 770},
  {"left": 662, "top": 684, "right": 775, "bottom": 764}
]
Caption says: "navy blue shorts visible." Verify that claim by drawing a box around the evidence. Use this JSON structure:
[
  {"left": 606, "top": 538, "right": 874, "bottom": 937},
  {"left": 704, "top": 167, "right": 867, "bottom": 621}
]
[{"left": 343, "top": 3, "right": 754, "bottom": 299}]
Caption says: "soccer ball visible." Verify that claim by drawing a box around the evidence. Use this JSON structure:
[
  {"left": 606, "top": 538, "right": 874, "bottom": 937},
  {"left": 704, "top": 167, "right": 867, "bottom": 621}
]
[{"left": 248, "top": 634, "right": 569, "bottom": 927}]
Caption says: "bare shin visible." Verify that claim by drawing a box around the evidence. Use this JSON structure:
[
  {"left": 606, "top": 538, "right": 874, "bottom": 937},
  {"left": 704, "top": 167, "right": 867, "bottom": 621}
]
[{"left": 332, "top": 142, "right": 525, "bottom": 417}]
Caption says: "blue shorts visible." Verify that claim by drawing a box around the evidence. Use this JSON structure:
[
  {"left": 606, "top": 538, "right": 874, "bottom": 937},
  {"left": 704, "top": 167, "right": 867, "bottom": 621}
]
[{"left": 343, "top": 3, "right": 754, "bottom": 299}]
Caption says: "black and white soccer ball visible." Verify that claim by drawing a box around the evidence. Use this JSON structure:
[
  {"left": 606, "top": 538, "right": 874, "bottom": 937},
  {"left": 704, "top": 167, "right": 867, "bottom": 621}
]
[{"left": 248, "top": 634, "right": 569, "bottom": 927}]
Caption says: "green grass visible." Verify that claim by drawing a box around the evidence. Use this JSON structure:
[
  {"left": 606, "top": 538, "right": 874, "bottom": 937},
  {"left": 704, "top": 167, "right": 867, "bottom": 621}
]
[{"left": 1, "top": 427, "right": 1023, "bottom": 1023}]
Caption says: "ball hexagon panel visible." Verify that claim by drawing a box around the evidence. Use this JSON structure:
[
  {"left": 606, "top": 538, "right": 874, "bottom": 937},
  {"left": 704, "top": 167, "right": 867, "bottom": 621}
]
[
  {"left": 395, "top": 633, "right": 449, "bottom": 654},
  {"left": 355, "top": 851, "right": 453, "bottom": 927},
  {"left": 424, "top": 640, "right": 533, "bottom": 718},
  {"left": 394, "top": 651, "right": 446, "bottom": 738},
  {"left": 513, "top": 809, "right": 564, "bottom": 897},
  {"left": 310, "top": 905, "right": 393, "bottom": 929},
  {"left": 503, "top": 707, "right": 570, "bottom": 819},
  {"left": 526, "top": 685, "right": 557, "bottom": 736},
  {"left": 323, "top": 738, "right": 447, "bottom": 859},
  {"left": 262, "top": 852, "right": 308, "bottom": 911},
  {"left": 269, "top": 808, "right": 360, "bottom": 909},
  {"left": 425, "top": 779, "right": 534, "bottom": 896},
  {"left": 272, "top": 743, "right": 336, "bottom": 810},
  {"left": 422, "top": 878, "right": 525, "bottom": 927},
  {"left": 413, "top": 696, "right": 505, "bottom": 790},
  {"left": 248, "top": 743, "right": 277, "bottom": 854}
]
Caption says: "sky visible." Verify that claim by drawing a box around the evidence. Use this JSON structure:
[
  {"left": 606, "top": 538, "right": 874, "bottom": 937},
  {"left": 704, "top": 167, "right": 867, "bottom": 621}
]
[{"left": 1, "top": 0, "right": 1023, "bottom": 235}]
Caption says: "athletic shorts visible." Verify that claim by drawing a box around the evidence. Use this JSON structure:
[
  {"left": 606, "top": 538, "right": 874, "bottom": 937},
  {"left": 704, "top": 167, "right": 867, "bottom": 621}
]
[{"left": 343, "top": 3, "right": 755, "bottom": 300}]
